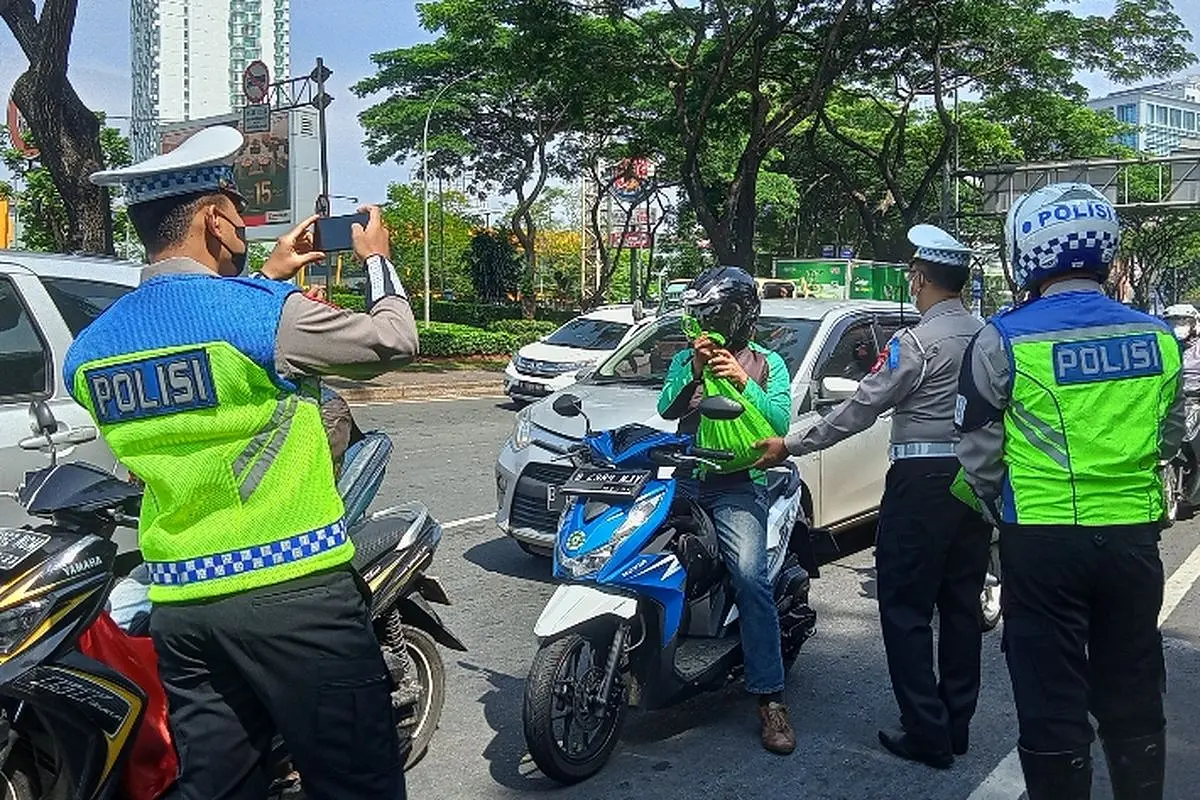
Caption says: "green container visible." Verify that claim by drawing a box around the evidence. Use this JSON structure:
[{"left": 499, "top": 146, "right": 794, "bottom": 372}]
[
  {"left": 872, "top": 263, "right": 909, "bottom": 302},
  {"left": 774, "top": 259, "right": 847, "bottom": 299},
  {"left": 850, "top": 262, "right": 874, "bottom": 299}
]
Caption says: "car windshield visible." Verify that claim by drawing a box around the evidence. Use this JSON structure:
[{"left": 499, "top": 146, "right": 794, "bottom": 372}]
[
  {"left": 590, "top": 314, "right": 821, "bottom": 386},
  {"left": 542, "top": 317, "right": 632, "bottom": 350}
]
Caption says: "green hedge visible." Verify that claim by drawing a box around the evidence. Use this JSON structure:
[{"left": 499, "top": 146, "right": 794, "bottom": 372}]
[
  {"left": 416, "top": 322, "right": 518, "bottom": 357},
  {"left": 486, "top": 319, "right": 558, "bottom": 347},
  {"left": 325, "top": 288, "right": 576, "bottom": 326}
]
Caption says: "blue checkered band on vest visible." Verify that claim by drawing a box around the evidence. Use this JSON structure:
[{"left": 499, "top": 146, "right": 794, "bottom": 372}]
[
  {"left": 123, "top": 164, "right": 238, "bottom": 205},
  {"left": 145, "top": 520, "right": 348, "bottom": 586}
]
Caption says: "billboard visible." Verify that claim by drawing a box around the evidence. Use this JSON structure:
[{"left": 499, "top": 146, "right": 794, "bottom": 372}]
[{"left": 159, "top": 108, "right": 320, "bottom": 240}]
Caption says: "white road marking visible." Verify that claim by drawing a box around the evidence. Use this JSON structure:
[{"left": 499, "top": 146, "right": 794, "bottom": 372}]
[
  {"left": 967, "top": 537, "right": 1200, "bottom": 800},
  {"left": 442, "top": 513, "right": 494, "bottom": 530}
]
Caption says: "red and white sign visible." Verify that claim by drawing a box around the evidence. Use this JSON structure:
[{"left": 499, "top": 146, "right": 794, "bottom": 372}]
[
  {"left": 6, "top": 95, "right": 37, "bottom": 159},
  {"left": 243, "top": 60, "right": 271, "bottom": 104},
  {"left": 609, "top": 230, "right": 652, "bottom": 249},
  {"left": 612, "top": 157, "right": 655, "bottom": 201}
]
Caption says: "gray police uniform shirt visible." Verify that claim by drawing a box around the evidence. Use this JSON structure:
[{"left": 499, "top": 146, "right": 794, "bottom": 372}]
[
  {"left": 956, "top": 278, "right": 1186, "bottom": 505},
  {"left": 786, "top": 298, "right": 983, "bottom": 456},
  {"left": 141, "top": 257, "right": 419, "bottom": 381}
]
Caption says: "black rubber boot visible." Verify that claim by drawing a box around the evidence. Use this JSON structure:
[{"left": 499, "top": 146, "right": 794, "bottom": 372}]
[
  {"left": 1101, "top": 730, "right": 1166, "bottom": 800},
  {"left": 1017, "top": 745, "right": 1092, "bottom": 800}
]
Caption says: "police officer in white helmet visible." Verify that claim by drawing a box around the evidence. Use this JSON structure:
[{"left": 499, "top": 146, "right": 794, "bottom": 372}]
[{"left": 956, "top": 183, "right": 1184, "bottom": 799}]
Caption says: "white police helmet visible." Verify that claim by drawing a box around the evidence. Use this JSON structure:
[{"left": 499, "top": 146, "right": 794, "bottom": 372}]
[{"left": 1004, "top": 182, "right": 1120, "bottom": 292}]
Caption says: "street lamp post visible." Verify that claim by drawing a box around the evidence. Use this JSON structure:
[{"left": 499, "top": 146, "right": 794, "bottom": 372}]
[{"left": 422, "top": 71, "right": 476, "bottom": 323}]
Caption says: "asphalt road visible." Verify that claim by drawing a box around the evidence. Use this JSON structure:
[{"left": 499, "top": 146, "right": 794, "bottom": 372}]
[{"left": 354, "top": 398, "right": 1200, "bottom": 800}]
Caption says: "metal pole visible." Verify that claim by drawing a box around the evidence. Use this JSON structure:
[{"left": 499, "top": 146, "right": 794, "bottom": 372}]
[
  {"left": 316, "top": 58, "right": 330, "bottom": 214},
  {"left": 423, "top": 71, "right": 475, "bottom": 324},
  {"left": 438, "top": 176, "right": 445, "bottom": 293}
]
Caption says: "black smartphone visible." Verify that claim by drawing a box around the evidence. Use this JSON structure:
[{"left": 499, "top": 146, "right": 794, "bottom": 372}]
[{"left": 313, "top": 212, "right": 369, "bottom": 252}]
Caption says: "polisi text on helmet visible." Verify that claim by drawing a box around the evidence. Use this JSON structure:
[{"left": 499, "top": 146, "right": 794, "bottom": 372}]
[{"left": 1027, "top": 200, "right": 1114, "bottom": 232}]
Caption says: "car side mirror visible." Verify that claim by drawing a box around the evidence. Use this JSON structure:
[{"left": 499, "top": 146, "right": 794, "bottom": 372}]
[
  {"left": 552, "top": 393, "right": 583, "bottom": 418},
  {"left": 698, "top": 395, "right": 744, "bottom": 420},
  {"left": 816, "top": 376, "right": 859, "bottom": 406},
  {"left": 29, "top": 400, "right": 58, "bottom": 436}
]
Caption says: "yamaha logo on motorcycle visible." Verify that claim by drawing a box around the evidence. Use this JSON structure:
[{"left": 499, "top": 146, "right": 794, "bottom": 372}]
[
  {"left": 0, "top": 401, "right": 466, "bottom": 799},
  {"left": 521, "top": 394, "right": 818, "bottom": 784}
]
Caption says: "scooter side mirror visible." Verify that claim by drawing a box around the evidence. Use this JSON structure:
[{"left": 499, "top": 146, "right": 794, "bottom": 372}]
[
  {"left": 552, "top": 394, "right": 583, "bottom": 418},
  {"left": 698, "top": 395, "right": 744, "bottom": 421},
  {"left": 29, "top": 401, "right": 58, "bottom": 436}
]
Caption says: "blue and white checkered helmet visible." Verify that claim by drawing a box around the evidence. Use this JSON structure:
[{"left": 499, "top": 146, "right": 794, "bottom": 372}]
[{"left": 1005, "top": 182, "right": 1120, "bottom": 291}]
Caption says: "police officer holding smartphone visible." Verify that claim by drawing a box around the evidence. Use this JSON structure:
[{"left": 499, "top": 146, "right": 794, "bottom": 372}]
[
  {"left": 756, "top": 225, "right": 991, "bottom": 768},
  {"left": 67, "top": 126, "right": 415, "bottom": 800}
]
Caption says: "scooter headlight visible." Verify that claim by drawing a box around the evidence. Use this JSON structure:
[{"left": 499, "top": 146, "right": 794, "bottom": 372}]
[
  {"left": 558, "top": 490, "right": 666, "bottom": 578},
  {"left": 0, "top": 598, "right": 51, "bottom": 655}
]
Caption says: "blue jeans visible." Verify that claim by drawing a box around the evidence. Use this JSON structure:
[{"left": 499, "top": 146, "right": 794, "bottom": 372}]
[{"left": 683, "top": 477, "right": 786, "bottom": 695}]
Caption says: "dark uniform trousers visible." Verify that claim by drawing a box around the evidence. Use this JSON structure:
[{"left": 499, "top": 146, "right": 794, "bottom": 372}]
[
  {"left": 1000, "top": 523, "right": 1166, "bottom": 752},
  {"left": 875, "top": 456, "right": 992, "bottom": 753},
  {"left": 150, "top": 565, "right": 406, "bottom": 800}
]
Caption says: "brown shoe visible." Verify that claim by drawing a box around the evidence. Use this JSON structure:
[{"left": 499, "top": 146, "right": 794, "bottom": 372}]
[{"left": 758, "top": 702, "right": 796, "bottom": 755}]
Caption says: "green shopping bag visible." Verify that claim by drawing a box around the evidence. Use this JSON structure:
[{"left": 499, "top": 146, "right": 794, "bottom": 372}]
[
  {"left": 695, "top": 370, "right": 778, "bottom": 474},
  {"left": 950, "top": 467, "right": 983, "bottom": 512}
]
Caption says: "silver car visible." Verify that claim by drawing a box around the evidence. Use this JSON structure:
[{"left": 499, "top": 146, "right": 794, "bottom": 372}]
[
  {"left": 495, "top": 298, "right": 919, "bottom": 555},
  {"left": 0, "top": 251, "right": 141, "bottom": 521}
]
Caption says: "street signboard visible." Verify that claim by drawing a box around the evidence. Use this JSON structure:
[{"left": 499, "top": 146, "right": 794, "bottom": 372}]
[
  {"left": 242, "top": 103, "right": 271, "bottom": 134},
  {"left": 243, "top": 60, "right": 270, "bottom": 104},
  {"left": 821, "top": 244, "right": 836, "bottom": 258},
  {"left": 609, "top": 230, "right": 651, "bottom": 249},
  {"left": 612, "top": 158, "right": 655, "bottom": 202},
  {"left": 839, "top": 245, "right": 855, "bottom": 259},
  {"left": 6, "top": 94, "right": 37, "bottom": 158}
]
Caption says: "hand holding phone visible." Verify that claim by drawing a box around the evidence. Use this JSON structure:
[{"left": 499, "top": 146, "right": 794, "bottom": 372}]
[
  {"left": 350, "top": 205, "right": 391, "bottom": 262},
  {"left": 261, "top": 214, "right": 326, "bottom": 281},
  {"left": 313, "top": 212, "right": 370, "bottom": 253}
]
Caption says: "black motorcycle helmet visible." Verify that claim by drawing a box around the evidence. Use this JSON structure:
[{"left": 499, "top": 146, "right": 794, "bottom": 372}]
[{"left": 681, "top": 266, "right": 760, "bottom": 349}]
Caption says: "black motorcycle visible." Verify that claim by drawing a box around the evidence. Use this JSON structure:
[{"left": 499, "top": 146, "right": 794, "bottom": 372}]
[
  {"left": 1163, "top": 395, "right": 1200, "bottom": 523},
  {"left": 0, "top": 401, "right": 464, "bottom": 799}
]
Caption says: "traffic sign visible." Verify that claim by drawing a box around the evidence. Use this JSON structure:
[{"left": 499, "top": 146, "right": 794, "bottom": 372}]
[
  {"left": 310, "top": 63, "right": 333, "bottom": 84},
  {"left": 243, "top": 60, "right": 271, "bottom": 104},
  {"left": 242, "top": 103, "right": 271, "bottom": 133},
  {"left": 311, "top": 92, "right": 334, "bottom": 111}
]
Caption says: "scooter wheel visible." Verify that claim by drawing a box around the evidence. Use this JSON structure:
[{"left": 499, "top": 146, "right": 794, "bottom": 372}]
[
  {"left": 1, "top": 744, "right": 40, "bottom": 800},
  {"left": 523, "top": 634, "right": 626, "bottom": 784},
  {"left": 397, "top": 626, "right": 447, "bottom": 770}
]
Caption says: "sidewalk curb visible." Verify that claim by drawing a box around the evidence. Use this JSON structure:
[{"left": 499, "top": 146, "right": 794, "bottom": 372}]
[{"left": 334, "top": 380, "right": 505, "bottom": 403}]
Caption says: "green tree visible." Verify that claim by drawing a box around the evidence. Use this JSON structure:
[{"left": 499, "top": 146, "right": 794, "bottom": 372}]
[
  {"left": 466, "top": 229, "right": 522, "bottom": 303},
  {"left": 2, "top": 0, "right": 117, "bottom": 253},
  {"left": 2, "top": 121, "right": 135, "bottom": 255},
  {"left": 379, "top": 182, "right": 479, "bottom": 299}
]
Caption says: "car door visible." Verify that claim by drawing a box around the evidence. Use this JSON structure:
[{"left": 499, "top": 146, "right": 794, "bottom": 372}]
[
  {"left": 0, "top": 272, "right": 118, "bottom": 499},
  {"left": 810, "top": 313, "right": 892, "bottom": 527}
]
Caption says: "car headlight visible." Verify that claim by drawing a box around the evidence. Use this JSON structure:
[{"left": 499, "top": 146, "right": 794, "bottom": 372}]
[
  {"left": 558, "top": 490, "right": 666, "bottom": 578},
  {"left": 511, "top": 406, "right": 533, "bottom": 451},
  {"left": 0, "top": 598, "right": 51, "bottom": 655}
]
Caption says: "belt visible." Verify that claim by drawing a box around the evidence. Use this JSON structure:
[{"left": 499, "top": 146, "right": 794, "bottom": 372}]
[
  {"left": 146, "top": 520, "right": 348, "bottom": 586},
  {"left": 889, "top": 442, "right": 957, "bottom": 461}
]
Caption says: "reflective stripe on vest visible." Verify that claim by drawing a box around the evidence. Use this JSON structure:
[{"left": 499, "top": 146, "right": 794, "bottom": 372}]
[
  {"left": 997, "top": 313, "right": 1180, "bottom": 526},
  {"left": 65, "top": 274, "right": 351, "bottom": 603}
]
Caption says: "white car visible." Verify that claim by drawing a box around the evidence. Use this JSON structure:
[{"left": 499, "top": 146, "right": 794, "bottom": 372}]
[
  {"left": 503, "top": 306, "right": 651, "bottom": 403},
  {"left": 495, "top": 298, "right": 919, "bottom": 555},
  {"left": 0, "top": 251, "right": 141, "bottom": 517}
]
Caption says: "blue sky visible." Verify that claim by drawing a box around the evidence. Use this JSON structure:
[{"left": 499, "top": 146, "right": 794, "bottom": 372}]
[{"left": 0, "top": 0, "right": 1197, "bottom": 213}]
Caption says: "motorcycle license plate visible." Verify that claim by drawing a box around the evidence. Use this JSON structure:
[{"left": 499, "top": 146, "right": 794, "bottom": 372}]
[
  {"left": 560, "top": 468, "right": 651, "bottom": 500},
  {"left": 546, "top": 484, "right": 563, "bottom": 511},
  {"left": 0, "top": 529, "right": 51, "bottom": 571}
]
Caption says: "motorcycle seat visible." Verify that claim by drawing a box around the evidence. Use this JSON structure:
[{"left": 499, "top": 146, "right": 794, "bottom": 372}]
[{"left": 349, "top": 503, "right": 432, "bottom": 571}]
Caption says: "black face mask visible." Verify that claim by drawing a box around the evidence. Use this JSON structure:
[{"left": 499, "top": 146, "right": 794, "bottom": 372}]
[{"left": 216, "top": 212, "right": 248, "bottom": 275}]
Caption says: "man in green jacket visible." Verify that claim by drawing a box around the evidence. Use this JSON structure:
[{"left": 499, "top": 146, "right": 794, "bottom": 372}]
[{"left": 657, "top": 266, "right": 795, "bottom": 754}]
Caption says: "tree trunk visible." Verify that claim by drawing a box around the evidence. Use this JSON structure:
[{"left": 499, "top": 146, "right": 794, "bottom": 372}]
[{"left": 3, "top": 0, "right": 114, "bottom": 254}]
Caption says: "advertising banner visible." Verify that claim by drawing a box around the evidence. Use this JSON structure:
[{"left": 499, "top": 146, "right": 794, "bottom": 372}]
[{"left": 160, "top": 113, "right": 292, "bottom": 229}]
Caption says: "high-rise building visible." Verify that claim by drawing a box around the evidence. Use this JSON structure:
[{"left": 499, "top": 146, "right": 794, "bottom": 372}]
[
  {"left": 131, "top": 0, "right": 291, "bottom": 161},
  {"left": 1087, "top": 75, "right": 1200, "bottom": 156}
]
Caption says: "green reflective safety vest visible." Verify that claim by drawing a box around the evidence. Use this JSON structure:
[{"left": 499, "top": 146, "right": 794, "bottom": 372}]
[
  {"left": 64, "top": 273, "right": 351, "bottom": 603},
  {"left": 993, "top": 292, "right": 1181, "bottom": 526}
]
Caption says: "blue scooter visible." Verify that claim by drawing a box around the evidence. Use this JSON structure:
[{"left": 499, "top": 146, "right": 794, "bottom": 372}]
[{"left": 521, "top": 393, "right": 817, "bottom": 784}]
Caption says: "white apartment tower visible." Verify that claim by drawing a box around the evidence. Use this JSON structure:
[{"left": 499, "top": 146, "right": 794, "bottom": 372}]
[{"left": 131, "top": 0, "right": 291, "bottom": 160}]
